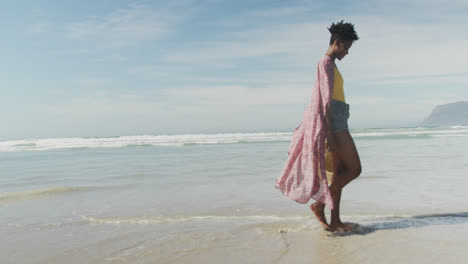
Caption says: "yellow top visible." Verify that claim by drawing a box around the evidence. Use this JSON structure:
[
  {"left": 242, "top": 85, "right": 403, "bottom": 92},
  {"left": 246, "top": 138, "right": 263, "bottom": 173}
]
[
  {"left": 332, "top": 66, "right": 345, "bottom": 102},
  {"left": 325, "top": 66, "right": 345, "bottom": 182}
]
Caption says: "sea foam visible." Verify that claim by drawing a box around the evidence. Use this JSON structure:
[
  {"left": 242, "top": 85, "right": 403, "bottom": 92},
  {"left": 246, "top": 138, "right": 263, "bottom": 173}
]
[
  {"left": 1, "top": 127, "right": 468, "bottom": 152},
  {"left": 75, "top": 213, "right": 314, "bottom": 225},
  {"left": 0, "top": 133, "right": 292, "bottom": 152},
  {"left": 0, "top": 186, "right": 92, "bottom": 202}
]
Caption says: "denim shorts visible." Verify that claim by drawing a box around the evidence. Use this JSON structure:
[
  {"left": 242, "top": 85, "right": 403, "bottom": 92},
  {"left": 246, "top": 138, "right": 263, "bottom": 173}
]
[{"left": 330, "top": 99, "right": 350, "bottom": 132}]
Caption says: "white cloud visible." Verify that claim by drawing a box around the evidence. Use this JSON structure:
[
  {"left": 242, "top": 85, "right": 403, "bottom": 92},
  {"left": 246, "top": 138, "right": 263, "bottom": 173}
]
[
  {"left": 128, "top": 66, "right": 176, "bottom": 80},
  {"left": 129, "top": 3, "right": 468, "bottom": 131},
  {"left": 347, "top": 95, "right": 386, "bottom": 105},
  {"left": 246, "top": 6, "right": 312, "bottom": 17},
  {"left": 167, "top": 84, "right": 313, "bottom": 106},
  {"left": 93, "top": 54, "right": 128, "bottom": 62},
  {"left": 64, "top": 49, "right": 90, "bottom": 55},
  {"left": 66, "top": 4, "right": 179, "bottom": 47},
  {"left": 26, "top": 21, "right": 52, "bottom": 34},
  {"left": 44, "top": 94, "right": 163, "bottom": 117},
  {"left": 127, "top": 64, "right": 313, "bottom": 86},
  {"left": 161, "top": 7, "right": 468, "bottom": 89},
  {"left": 340, "top": 16, "right": 468, "bottom": 83},
  {"left": 364, "top": 73, "right": 468, "bottom": 86},
  {"left": 76, "top": 77, "right": 113, "bottom": 86},
  {"left": 11, "top": 1, "right": 468, "bottom": 138},
  {"left": 162, "top": 22, "right": 327, "bottom": 62}
]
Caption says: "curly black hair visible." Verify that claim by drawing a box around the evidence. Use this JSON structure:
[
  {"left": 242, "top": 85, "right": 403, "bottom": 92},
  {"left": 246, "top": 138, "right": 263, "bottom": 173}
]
[{"left": 328, "top": 20, "right": 359, "bottom": 45}]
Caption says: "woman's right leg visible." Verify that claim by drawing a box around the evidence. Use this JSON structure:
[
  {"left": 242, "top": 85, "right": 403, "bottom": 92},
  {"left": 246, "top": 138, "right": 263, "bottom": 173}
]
[{"left": 328, "top": 130, "right": 362, "bottom": 230}]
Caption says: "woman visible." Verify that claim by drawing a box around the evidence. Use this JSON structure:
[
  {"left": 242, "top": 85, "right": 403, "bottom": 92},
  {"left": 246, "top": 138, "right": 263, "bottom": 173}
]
[{"left": 275, "top": 21, "right": 361, "bottom": 232}]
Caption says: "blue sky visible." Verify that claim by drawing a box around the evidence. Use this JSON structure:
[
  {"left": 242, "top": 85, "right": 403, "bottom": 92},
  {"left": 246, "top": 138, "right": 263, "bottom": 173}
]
[{"left": 1, "top": 0, "right": 468, "bottom": 139}]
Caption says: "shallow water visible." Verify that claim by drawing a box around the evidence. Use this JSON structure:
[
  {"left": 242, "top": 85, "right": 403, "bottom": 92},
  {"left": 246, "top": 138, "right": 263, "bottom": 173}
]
[{"left": 2, "top": 127, "right": 468, "bottom": 263}]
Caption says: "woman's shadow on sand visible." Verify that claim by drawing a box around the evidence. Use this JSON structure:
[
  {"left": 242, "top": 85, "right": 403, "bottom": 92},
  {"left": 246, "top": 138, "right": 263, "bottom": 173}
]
[{"left": 329, "top": 212, "right": 468, "bottom": 237}]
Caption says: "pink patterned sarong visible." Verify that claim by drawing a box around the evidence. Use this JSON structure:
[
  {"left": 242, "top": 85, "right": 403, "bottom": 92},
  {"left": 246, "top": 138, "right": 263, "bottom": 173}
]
[{"left": 275, "top": 55, "right": 335, "bottom": 209}]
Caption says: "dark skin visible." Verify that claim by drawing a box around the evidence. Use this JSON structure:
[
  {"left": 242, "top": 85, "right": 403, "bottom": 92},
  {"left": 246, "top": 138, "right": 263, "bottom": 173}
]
[{"left": 310, "top": 39, "right": 362, "bottom": 232}]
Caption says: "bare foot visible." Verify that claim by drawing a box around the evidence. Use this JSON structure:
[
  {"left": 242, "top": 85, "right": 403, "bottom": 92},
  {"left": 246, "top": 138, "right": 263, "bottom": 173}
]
[
  {"left": 328, "top": 222, "right": 355, "bottom": 232},
  {"left": 310, "top": 202, "right": 329, "bottom": 229}
]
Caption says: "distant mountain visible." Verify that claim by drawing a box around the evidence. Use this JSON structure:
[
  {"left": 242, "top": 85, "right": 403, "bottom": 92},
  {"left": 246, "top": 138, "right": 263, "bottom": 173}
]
[{"left": 422, "top": 101, "right": 468, "bottom": 126}]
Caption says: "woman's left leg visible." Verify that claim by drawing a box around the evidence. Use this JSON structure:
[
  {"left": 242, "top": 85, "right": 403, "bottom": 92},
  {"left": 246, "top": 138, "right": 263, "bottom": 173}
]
[
  {"left": 310, "top": 202, "right": 329, "bottom": 229},
  {"left": 328, "top": 130, "right": 362, "bottom": 231}
]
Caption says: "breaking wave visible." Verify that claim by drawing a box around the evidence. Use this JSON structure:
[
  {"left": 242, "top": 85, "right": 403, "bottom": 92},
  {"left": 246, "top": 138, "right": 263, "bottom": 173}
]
[{"left": 1, "top": 127, "right": 467, "bottom": 152}]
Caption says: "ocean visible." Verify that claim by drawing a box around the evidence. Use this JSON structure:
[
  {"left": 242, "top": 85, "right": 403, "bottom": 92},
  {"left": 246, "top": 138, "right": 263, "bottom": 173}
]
[{"left": 2, "top": 126, "right": 468, "bottom": 263}]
